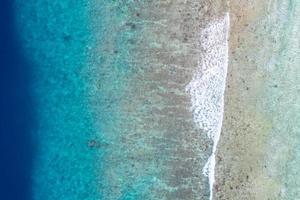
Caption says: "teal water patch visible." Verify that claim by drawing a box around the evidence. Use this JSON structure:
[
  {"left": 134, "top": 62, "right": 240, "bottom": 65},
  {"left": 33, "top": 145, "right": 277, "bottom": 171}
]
[
  {"left": 16, "top": 1, "right": 148, "bottom": 199},
  {"left": 15, "top": 1, "right": 100, "bottom": 199},
  {"left": 86, "top": 2, "right": 155, "bottom": 199},
  {"left": 259, "top": 0, "right": 300, "bottom": 198}
]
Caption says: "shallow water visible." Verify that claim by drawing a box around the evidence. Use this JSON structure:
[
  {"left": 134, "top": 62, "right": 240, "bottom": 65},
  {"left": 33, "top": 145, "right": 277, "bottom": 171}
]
[
  {"left": 15, "top": 1, "right": 222, "bottom": 199},
  {"left": 215, "top": 0, "right": 300, "bottom": 199},
  {"left": 261, "top": 0, "right": 300, "bottom": 198}
]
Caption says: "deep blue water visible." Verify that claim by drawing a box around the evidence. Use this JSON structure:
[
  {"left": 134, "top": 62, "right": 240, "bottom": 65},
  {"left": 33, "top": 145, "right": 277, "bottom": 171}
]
[{"left": 0, "top": 0, "right": 35, "bottom": 200}]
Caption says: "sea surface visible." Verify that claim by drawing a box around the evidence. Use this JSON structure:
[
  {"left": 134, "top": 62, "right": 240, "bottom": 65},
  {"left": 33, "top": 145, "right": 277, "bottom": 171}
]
[
  {"left": 14, "top": 1, "right": 227, "bottom": 199},
  {"left": 1, "top": 0, "right": 299, "bottom": 200}
]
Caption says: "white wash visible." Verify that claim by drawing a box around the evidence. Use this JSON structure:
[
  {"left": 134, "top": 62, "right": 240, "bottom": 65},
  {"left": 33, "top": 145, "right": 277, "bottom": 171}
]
[{"left": 186, "top": 13, "right": 230, "bottom": 200}]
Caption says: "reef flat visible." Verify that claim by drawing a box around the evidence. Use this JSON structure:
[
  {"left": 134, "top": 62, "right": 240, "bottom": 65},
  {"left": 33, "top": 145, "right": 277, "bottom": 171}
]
[
  {"left": 215, "top": 0, "right": 300, "bottom": 199},
  {"left": 87, "top": 1, "right": 228, "bottom": 199}
]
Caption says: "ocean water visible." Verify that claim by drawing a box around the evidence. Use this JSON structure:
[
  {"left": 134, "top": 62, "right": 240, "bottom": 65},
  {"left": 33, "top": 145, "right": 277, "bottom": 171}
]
[
  {"left": 13, "top": 0, "right": 300, "bottom": 199},
  {"left": 14, "top": 1, "right": 228, "bottom": 199},
  {"left": 15, "top": 1, "right": 99, "bottom": 199},
  {"left": 0, "top": 0, "right": 35, "bottom": 199}
]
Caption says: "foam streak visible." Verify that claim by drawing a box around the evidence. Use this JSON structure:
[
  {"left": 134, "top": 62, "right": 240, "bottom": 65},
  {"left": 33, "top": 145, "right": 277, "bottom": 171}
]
[{"left": 186, "top": 13, "right": 230, "bottom": 200}]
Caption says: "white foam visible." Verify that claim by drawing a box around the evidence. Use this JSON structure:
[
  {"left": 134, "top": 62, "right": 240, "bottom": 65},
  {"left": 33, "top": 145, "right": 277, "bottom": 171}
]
[{"left": 186, "top": 13, "right": 230, "bottom": 200}]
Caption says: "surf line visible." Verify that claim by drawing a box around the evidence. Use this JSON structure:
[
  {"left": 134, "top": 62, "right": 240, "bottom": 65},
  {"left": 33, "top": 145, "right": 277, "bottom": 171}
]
[{"left": 186, "top": 12, "right": 230, "bottom": 200}]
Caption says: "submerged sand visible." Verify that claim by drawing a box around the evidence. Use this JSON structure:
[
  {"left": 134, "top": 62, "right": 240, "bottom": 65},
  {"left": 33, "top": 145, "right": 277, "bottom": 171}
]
[{"left": 215, "top": 0, "right": 300, "bottom": 199}]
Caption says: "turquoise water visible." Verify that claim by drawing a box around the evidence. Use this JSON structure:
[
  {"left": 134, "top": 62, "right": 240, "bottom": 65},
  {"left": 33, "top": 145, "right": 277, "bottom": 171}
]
[
  {"left": 15, "top": 1, "right": 213, "bottom": 199},
  {"left": 15, "top": 1, "right": 99, "bottom": 199},
  {"left": 16, "top": 1, "right": 174, "bottom": 199}
]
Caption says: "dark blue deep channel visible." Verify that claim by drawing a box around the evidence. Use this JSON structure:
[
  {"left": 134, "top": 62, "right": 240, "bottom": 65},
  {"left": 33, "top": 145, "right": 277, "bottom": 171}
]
[{"left": 0, "top": 0, "right": 35, "bottom": 199}]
